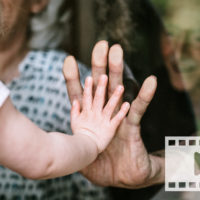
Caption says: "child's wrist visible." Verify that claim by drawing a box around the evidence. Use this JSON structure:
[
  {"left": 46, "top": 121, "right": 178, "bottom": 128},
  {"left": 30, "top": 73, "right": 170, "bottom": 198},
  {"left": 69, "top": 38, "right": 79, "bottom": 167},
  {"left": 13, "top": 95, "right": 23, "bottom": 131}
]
[
  {"left": 74, "top": 128, "right": 102, "bottom": 153},
  {"left": 74, "top": 134, "right": 99, "bottom": 161}
]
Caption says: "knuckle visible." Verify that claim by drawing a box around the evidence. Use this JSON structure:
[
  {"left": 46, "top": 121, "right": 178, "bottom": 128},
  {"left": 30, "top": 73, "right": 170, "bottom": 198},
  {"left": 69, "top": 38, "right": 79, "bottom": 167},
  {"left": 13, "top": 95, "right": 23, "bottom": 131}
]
[
  {"left": 84, "top": 88, "right": 90, "bottom": 96},
  {"left": 95, "top": 92, "right": 103, "bottom": 100},
  {"left": 93, "top": 60, "right": 106, "bottom": 68},
  {"left": 131, "top": 103, "right": 144, "bottom": 116},
  {"left": 71, "top": 94, "right": 82, "bottom": 101},
  {"left": 138, "top": 94, "right": 150, "bottom": 106},
  {"left": 108, "top": 87, "right": 114, "bottom": 96},
  {"left": 65, "top": 74, "right": 78, "bottom": 81}
]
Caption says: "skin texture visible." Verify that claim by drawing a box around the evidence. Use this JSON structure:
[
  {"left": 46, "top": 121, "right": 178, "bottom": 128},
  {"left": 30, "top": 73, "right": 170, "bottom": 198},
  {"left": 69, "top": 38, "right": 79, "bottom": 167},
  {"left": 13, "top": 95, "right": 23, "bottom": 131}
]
[
  {"left": 71, "top": 75, "right": 130, "bottom": 153},
  {"left": 0, "top": 0, "right": 48, "bottom": 83},
  {"left": 0, "top": 0, "right": 165, "bottom": 188},
  {"left": 0, "top": 0, "right": 48, "bottom": 40},
  {"left": 0, "top": 0, "right": 28, "bottom": 39},
  {"left": 0, "top": 74, "right": 129, "bottom": 179},
  {"left": 0, "top": 0, "right": 29, "bottom": 82},
  {"left": 63, "top": 41, "right": 165, "bottom": 188}
]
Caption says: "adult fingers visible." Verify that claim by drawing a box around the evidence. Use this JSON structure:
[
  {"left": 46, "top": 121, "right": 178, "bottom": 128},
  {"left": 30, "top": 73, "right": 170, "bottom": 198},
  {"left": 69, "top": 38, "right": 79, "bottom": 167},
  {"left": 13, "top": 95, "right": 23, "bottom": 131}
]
[
  {"left": 127, "top": 76, "right": 157, "bottom": 126},
  {"left": 91, "top": 40, "right": 109, "bottom": 91},
  {"left": 63, "top": 56, "right": 83, "bottom": 106},
  {"left": 108, "top": 44, "right": 124, "bottom": 99}
]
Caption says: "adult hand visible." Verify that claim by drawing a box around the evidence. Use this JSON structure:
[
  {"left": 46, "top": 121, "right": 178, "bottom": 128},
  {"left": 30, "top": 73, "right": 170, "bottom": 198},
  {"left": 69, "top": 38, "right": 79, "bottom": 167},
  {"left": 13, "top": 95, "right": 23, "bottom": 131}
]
[
  {"left": 63, "top": 41, "right": 124, "bottom": 110},
  {"left": 63, "top": 41, "right": 164, "bottom": 188},
  {"left": 82, "top": 77, "right": 164, "bottom": 189}
]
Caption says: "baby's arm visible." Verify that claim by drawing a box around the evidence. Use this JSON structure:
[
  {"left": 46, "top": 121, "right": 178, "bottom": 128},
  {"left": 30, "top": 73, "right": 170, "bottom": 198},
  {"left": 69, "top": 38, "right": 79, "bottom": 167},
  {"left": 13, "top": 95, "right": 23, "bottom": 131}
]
[{"left": 0, "top": 75, "right": 129, "bottom": 179}]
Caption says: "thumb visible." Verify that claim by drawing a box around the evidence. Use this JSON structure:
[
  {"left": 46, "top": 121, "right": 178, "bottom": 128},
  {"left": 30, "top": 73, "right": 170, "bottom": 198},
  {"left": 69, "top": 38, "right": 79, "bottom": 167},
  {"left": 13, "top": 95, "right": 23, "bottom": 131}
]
[{"left": 127, "top": 76, "right": 157, "bottom": 125}]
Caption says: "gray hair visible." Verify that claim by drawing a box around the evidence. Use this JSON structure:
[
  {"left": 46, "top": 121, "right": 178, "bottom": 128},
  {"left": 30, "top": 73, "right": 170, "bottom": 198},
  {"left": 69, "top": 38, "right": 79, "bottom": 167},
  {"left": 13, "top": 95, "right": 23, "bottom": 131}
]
[
  {"left": 29, "top": 0, "right": 70, "bottom": 50},
  {"left": 95, "top": 0, "right": 134, "bottom": 52}
]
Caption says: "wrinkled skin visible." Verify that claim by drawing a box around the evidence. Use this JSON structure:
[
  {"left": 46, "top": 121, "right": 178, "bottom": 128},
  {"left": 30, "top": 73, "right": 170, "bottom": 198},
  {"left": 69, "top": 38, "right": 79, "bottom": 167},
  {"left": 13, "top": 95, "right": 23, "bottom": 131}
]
[{"left": 63, "top": 40, "right": 164, "bottom": 189}]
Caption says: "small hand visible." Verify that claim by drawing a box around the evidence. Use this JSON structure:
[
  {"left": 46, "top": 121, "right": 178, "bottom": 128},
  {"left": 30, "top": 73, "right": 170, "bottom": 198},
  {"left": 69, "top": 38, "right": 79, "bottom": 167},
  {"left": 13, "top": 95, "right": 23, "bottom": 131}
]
[
  {"left": 71, "top": 75, "right": 130, "bottom": 153},
  {"left": 81, "top": 76, "right": 164, "bottom": 188},
  {"left": 63, "top": 41, "right": 164, "bottom": 188}
]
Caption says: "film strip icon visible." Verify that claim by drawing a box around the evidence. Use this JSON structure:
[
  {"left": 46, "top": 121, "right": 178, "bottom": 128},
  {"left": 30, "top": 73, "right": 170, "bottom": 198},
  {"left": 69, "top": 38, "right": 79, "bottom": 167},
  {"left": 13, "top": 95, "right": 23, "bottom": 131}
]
[{"left": 165, "top": 137, "right": 200, "bottom": 191}]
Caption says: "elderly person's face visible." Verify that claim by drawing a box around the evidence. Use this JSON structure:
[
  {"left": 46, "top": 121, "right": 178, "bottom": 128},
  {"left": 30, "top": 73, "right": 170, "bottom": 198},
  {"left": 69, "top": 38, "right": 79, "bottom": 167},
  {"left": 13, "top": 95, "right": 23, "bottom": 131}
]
[
  {"left": 0, "top": 0, "right": 48, "bottom": 40},
  {"left": 163, "top": 0, "right": 200, "bottom": 89}
]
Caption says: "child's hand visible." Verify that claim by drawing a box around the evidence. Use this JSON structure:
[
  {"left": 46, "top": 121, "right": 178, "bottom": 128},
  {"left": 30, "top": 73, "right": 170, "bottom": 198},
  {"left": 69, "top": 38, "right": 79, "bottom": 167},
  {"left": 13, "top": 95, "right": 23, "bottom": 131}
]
[{"left": 71, "top": 75, "right": 130, "bottom": 153}]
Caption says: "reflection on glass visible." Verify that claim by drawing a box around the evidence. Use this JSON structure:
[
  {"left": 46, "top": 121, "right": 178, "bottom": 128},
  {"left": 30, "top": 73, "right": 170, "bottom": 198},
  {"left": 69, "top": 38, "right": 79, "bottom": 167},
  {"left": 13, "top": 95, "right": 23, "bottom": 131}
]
[{"left": 152, "top": 0, "right": 200, "bottom": 130}]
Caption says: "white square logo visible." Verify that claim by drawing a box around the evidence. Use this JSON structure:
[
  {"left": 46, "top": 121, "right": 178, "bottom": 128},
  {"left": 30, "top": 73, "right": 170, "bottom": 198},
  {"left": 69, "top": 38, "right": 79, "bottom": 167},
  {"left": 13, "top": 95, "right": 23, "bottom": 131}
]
[{"left": 165, "top": 137, "right": 200, "bottom": 191}]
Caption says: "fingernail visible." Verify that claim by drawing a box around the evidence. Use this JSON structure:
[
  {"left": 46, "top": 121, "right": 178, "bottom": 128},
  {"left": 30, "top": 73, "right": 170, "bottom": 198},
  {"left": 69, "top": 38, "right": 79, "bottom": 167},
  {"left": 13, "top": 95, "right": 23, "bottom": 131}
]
[
  {"left": 142, "top": 76, "right": 157, "bottom": 94},
  {"left": 72, "top": 100, "right": 77, "bottom": 106},
  {"left": 126, "top": 103, "right": 130, "bottom": 111},
  {"left": 147, "top": 76, "right": 157, "bottom": 87},
  {"left": 93, "top": 42, "right": 108, "bottom": 66},
  {"left": 100, "top": 74, "right": 107, "bottom": 81},
  {"left": 117, "top": 85, "right": 124, "bottom": 92},
  {"left": 109, "top": 45, "right": 123, "bottom": 66},
  {"left": 125, "top": 102, "right": 130, "bottom": 108},
  {"left": 86, "top": 76, "right": 92, "bottom": 82},
  {"left": 150, "top": 75, "right": 157, "bottom": 81},
  {"left": 96, "top": 41, "right": 108, "bottom": 55}
]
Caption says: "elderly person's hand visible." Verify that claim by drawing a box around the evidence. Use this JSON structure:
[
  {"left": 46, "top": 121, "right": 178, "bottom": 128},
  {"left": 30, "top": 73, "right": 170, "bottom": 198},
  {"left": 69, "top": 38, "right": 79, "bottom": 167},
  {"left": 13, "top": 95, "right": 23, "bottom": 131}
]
[{"left": 63, "top": 41, "right": 165, "bottom": 188}]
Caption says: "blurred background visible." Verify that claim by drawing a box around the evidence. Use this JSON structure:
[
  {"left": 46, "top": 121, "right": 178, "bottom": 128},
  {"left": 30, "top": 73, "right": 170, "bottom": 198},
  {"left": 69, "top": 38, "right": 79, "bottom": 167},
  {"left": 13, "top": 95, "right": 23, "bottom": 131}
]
[
  {"left": 64, "top": 1, "right": 200, "bottom": 199},
  {"left": 151, "top": 0, "right": 200, "bottom": 199},
  {"left": 152, "top": 0, "right": 200, "bottom": 133},
  {"left": 69, "top": 0, "right": 200, "bottom": 134}
]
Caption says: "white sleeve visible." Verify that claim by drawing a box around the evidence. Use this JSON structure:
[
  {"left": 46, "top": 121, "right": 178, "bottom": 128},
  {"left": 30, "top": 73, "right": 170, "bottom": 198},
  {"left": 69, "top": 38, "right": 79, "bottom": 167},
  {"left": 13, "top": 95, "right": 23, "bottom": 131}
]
[{"left": 0, "top": 81, "right": 10, "bottom": 108}]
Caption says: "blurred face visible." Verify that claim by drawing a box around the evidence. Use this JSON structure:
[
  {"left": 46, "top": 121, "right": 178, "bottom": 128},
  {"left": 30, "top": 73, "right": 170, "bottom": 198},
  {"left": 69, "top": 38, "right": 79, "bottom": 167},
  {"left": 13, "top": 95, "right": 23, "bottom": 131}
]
[
  {"left": 160, "top": 0, "right": 200, "bottom": 90},
  {"left": 0, "top": 0, "right": 30, "bottom": 40}
]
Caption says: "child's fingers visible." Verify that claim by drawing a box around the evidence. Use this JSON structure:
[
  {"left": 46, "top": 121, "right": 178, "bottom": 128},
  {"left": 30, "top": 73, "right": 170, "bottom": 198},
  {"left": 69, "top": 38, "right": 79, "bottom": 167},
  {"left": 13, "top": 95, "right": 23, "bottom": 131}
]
[
  {"left": 82, "top": 76, "right": 93, "bottom": 112},
  {"left": 71, "top": 100, "right": 81, "bottom": 121},
  {"left": 103, "top": 85, "right": 124, "bottom": 118},
  {"left": 92, "top": 75, "right": 108, "bottom": 111},
  {"left": 111, "top": 102, "right": 130, "bottom": 126}
]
